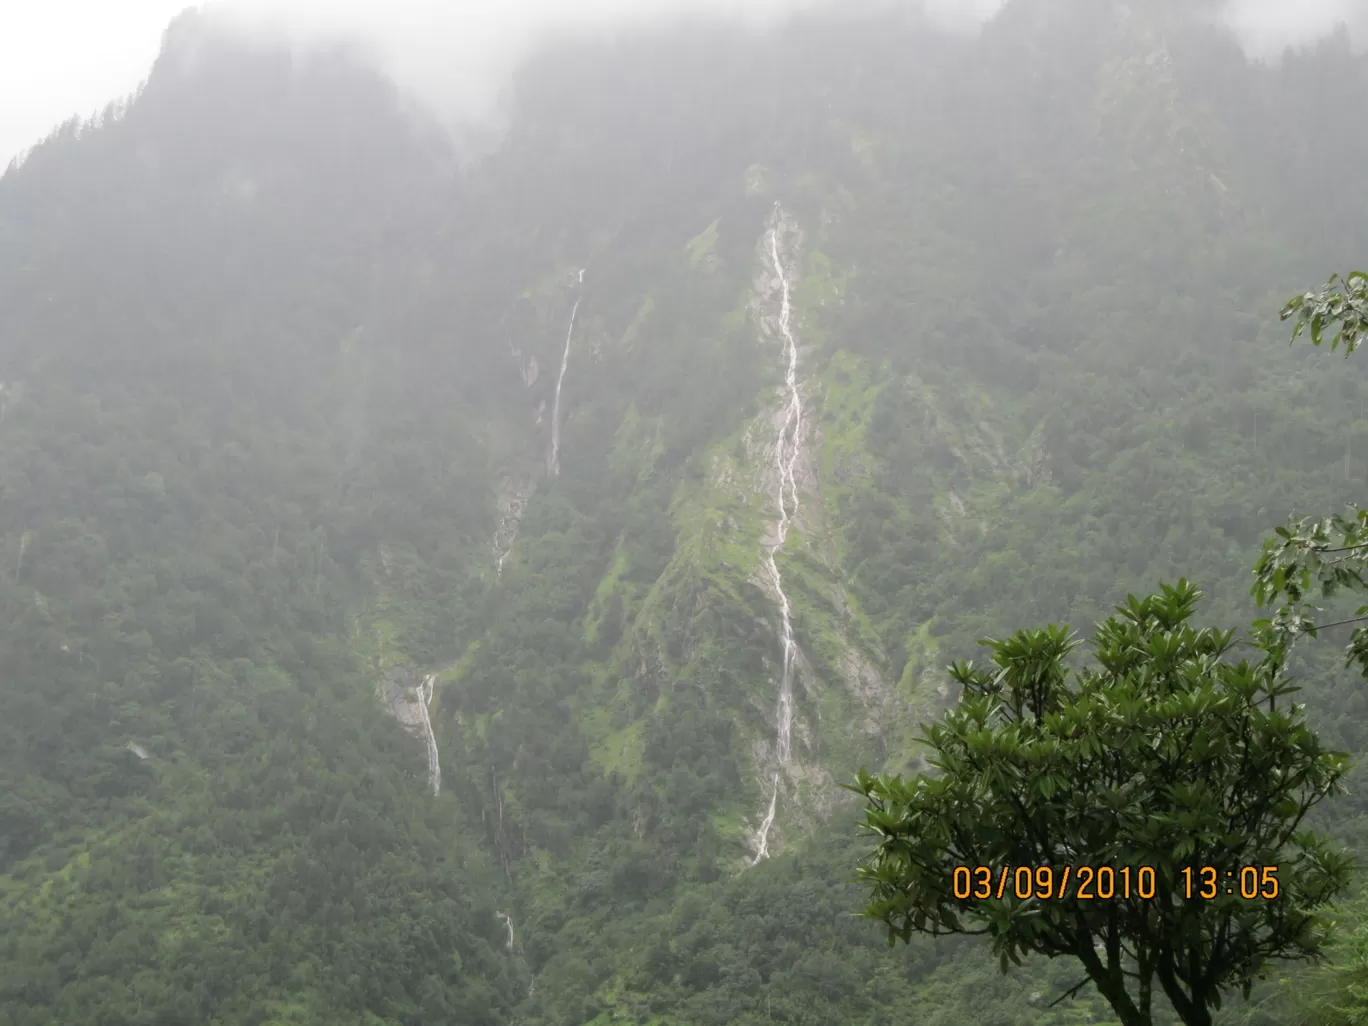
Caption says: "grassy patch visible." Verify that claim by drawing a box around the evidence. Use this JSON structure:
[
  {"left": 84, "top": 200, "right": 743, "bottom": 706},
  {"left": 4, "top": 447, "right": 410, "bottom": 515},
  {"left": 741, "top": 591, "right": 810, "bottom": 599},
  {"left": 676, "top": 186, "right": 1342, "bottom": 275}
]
[
  {"left": 684, "top": 219, "right": 721, "bottom": 271},
  {"left": 588, "top": 721, "right": 646, "bottom": 783}
]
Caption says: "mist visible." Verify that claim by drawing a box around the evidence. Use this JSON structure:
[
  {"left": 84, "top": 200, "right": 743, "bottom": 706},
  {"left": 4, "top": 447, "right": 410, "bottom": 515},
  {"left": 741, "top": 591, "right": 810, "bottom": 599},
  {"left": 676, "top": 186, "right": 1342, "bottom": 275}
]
[
  {"left": 4, "top": 0, "right": 1365, "bottom": 170},
  {"left": 200, "top": 0, "right": 1367, "bottom": 135},
  {"left": 204, "top": 0, "right": 1010, "bottom": 131},
  {"left": 1220, "top": 0, "right": 1366, "bottom": 59}
]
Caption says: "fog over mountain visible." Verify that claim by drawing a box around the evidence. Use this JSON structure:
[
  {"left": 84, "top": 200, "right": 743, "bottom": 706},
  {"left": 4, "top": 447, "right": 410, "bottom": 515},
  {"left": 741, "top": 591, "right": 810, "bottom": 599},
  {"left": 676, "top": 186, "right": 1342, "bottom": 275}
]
[
  {"left": 1220, "top": 0, "right": 1366, "bottom": 59},
  {"left": 202, "top": 0, "right": 1008, "bottom": 135},
  {"left": 4, "top": 0, "right": 1365, "bottom": 167},
  {"left": 199, "top": 0, "right": 1368, "bottom": 128}
]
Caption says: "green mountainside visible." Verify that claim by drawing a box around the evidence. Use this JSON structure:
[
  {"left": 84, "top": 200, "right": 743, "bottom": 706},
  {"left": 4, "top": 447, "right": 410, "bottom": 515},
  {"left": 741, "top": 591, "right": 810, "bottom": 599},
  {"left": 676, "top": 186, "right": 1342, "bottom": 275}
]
[{"left": 2, "top": 2, "right": 1368, "bottom": 1023}]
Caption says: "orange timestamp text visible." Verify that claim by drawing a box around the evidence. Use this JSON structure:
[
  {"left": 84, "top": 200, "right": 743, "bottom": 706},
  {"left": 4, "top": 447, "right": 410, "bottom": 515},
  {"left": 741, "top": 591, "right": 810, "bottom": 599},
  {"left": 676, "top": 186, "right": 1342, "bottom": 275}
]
[
  {"left": 953, "top": 865, "right": 1157, "bottom": 901},
  {"left": 952, "top": 865, "right": 1282, "bottom": 902}
]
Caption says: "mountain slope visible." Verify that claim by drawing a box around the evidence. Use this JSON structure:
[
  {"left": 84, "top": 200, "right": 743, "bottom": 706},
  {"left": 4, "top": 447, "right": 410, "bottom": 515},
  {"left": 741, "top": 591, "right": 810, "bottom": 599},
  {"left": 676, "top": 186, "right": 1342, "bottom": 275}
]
[{"left": 2, "top": 3, "right": 1368, "bottom": 1025}]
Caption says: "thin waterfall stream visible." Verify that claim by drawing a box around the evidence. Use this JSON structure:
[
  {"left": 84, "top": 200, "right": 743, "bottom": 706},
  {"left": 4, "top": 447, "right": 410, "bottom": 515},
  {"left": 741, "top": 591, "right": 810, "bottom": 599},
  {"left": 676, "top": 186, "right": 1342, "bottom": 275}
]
[
  {"left": 750, "top": 203, "right": 802, "bottom": 865},
  {"left": 495, "top": 911, "right": 516, "bottom": 952},
  {"left": 548, "top": 268, "right": 585, "bottom": 477},
  {"left": 418, "top": 672, "right": 440, "bottom": 796}
]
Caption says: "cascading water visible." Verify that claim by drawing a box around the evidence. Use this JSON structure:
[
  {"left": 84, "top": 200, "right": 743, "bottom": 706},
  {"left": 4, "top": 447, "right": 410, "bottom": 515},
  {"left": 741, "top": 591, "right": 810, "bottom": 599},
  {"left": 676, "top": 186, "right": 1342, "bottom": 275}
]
[
  {"left": 417, "top": 673, "right": 441, "bottom": 796},
  {"left": 377, "top": 665, "right": 443, "bottom": 795},
  {"left": 495, "top": 494, "right": 526, "bottom": 578},
  {"left": 750, "top": 204, "right": 803, "bottom": 866},
  {"left": 495, "top": 910, "right": 516, "bottom": 952},
  {"left": 548, "top": 269, "right": 586, "bottom": 477}
]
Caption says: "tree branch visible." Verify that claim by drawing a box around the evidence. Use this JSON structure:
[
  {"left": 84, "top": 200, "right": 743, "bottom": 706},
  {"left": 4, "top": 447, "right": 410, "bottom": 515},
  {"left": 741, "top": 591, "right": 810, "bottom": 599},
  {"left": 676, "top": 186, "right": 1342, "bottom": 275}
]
[{"left": 1048, "top": 977, "right": 1094, "bottom": 1008}]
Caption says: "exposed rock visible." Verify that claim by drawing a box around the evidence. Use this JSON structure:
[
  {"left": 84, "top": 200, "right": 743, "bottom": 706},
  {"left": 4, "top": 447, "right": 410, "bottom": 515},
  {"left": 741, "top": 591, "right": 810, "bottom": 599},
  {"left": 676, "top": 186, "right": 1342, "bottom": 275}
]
[
  {"left": 377, "top": 663, "right": 440, "bottom": 794},
  {"left": 506, "top": 338, "right": 539, "bottom": 388},
  {"left": 378, "top": 664, "right": 428, "bottom": 733},
  {"left": 494, "top": 476, "right": 536, "bottom": 575},
  {"left": 838, "top": 646, "right": 893, "bottom": 738}
]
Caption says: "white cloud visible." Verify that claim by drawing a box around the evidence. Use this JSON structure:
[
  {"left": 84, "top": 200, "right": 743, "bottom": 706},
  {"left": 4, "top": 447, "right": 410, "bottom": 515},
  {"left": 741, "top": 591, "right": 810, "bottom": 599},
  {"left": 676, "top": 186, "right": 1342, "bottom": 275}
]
[
  {"left": 202, "top": 0, "right": 1010, "bottom": 133},
  {"left": 1, "top": 0, "right": 1011, "bottom": 168},
  {"left": 6, "top": 0, "right": 1362, "bottom": 172},
  {"left": 1218, "top": 0, "right": 1366, "bottom": 60},
  {"left": 205, "top": 0, "right": 814, "bottom": 128},
  {"left": 921, "top": 0, "right": 1005, "bottom": 33},
  {"left": 1, "top": 0, "right": 193, "bottom": 169}
]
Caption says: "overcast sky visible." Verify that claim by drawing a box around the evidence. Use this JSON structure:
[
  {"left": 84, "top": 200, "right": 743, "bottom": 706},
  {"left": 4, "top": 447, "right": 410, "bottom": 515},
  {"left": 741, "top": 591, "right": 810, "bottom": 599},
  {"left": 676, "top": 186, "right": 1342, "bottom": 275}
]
[{"left": 1, "top": 0, "right": 1363, "bottom": 171}]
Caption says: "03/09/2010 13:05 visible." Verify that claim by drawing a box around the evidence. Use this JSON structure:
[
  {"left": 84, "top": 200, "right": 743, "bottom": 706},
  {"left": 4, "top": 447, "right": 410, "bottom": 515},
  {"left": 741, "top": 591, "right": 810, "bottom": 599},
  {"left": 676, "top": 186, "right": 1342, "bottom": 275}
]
[{"left": 951, "top": 865, "right": 1281, "bottom": 902}]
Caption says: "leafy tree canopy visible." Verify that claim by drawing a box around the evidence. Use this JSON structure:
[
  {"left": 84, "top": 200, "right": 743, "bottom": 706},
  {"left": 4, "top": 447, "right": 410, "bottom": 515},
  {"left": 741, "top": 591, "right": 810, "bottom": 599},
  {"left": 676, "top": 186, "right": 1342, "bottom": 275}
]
[
  {"left": 851, "top": 581, "right": 1353, "bottom": 1026},
  {"left": 1255, "top": 271, "right": 1368, "bottom": 680},
  {"left": 1283, "top": 272, "right": 1368, "bottom": 357}
]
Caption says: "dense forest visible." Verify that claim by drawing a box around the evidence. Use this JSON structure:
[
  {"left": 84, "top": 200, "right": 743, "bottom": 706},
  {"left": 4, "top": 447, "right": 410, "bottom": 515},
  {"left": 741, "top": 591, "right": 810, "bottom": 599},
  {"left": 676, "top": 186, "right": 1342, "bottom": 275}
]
[{"left": 1, "top": 0, "right": 1368, "bottom": 1023}]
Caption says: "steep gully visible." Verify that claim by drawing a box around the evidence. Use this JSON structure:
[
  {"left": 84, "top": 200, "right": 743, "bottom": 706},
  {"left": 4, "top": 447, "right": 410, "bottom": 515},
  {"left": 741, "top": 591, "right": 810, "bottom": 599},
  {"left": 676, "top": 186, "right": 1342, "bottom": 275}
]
[
  {"left": 378, "top": 668, "right": 442, "bottom": 795},
  {"left": 404, "top": 220, "right": 802, "bottom": 829},
  {"left": 548, "top": 268, "right": 586, "bottom": 477},
  {"left": 495, "top": 494, "right": 526, "bottom": 579},
  {"left": 495, "top": 268, "right": 584, "bottom": 577},
  {"left": 407, "top": 270, "right": 585, "bottom": 799},
  {"left": 418, "top": 672, "right": 440, "bottom": 796},
  {"left": 750, "top": 203, "right": 802, "bottom": 865}
]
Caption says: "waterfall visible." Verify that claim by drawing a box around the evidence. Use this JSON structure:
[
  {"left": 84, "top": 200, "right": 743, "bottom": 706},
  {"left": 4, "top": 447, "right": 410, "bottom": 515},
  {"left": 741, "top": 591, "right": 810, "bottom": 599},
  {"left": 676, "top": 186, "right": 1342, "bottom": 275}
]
[
  {"left": 417, "top": 673, "right": 441, "bottom": 796},
  {"left": 496, "top": 910, "right": 516, "bottom": 952},
  {"left": 495, "top": 495, "right": 526, "bottom": 578},
  {"left": 548, "top": 269, "right": 586, "bottom": 476},
  {"left": 750, "top": 203, "right": 803, "bottom": 865},
  {"left": 377, "top": 667, "right": 442, "bottom": 795}
]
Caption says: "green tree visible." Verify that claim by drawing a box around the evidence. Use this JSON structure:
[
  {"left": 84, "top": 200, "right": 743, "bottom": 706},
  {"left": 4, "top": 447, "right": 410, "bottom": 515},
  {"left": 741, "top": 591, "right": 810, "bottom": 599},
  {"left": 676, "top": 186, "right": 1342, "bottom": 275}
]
[
  {"left": 1254, "top": 271, "right": 1368, "bottom": 678},
  {"left": 1283, "top": 893, "right": 1368, "bottom": 1026},
  {"left": 1283, "top": 273, "right": 1368, "bottom": 357},
  {"left": 850, "top": 581, "right": 1353, "bottom": 1026}
]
